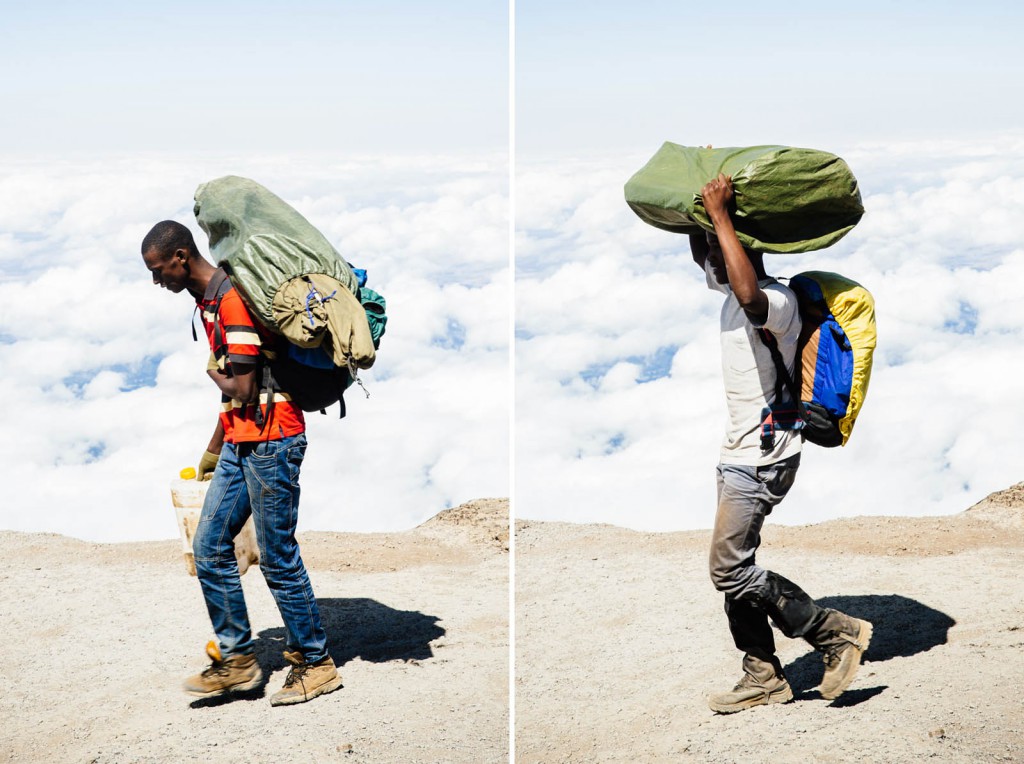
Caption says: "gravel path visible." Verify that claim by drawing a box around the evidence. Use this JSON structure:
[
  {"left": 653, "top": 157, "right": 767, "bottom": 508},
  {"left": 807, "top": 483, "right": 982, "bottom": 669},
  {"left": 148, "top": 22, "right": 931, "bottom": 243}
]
[
  {"left": 0, "top": 499, "right": 509, "bottom": 764},
  {"left": 515, "top": 488, "right": 1024, "bottom": 763}
]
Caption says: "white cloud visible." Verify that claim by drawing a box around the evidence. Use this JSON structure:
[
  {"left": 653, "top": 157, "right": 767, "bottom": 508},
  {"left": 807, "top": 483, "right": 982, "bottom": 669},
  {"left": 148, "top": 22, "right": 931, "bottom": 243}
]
[
  {"left": 516, "top": 135, "right": 1024, "bottom": 531},
  {"left": 0, "top": 152, "right": 509, "bottom": 541}
]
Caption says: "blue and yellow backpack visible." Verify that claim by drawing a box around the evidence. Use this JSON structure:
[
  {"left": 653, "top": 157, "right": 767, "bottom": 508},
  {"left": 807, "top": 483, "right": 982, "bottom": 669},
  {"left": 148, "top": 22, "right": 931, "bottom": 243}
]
[{"left": 759, "top": 271, "right": 876, "bottom": 448}]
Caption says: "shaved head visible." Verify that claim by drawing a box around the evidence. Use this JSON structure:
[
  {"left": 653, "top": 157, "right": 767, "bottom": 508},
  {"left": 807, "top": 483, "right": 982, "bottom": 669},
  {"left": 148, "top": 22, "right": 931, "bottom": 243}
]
[{"left": 141, "top": 220, "right": 199, "bottom": 260}]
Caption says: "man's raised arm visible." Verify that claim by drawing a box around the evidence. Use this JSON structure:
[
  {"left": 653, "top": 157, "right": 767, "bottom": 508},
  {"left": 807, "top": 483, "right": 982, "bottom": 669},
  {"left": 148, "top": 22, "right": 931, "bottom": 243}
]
[{"left": 701, "top": 173, "right": 769, "bottom": 324}]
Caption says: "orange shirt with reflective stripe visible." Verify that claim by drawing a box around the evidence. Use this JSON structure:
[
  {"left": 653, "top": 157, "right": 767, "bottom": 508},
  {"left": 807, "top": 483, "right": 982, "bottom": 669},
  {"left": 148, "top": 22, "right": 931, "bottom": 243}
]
[{"left": 199, "top": 282, "right": 305, "bottom": 443}]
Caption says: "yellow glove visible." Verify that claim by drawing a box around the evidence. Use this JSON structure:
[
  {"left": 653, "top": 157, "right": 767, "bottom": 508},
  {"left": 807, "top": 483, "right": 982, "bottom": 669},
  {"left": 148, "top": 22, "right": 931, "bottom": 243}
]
[{"left": 197, "top": 450, "right": 220, "bottom": 481}]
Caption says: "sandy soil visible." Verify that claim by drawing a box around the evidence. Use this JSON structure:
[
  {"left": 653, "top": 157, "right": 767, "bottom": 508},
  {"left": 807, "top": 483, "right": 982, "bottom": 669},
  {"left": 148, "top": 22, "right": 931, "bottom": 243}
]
[
  {"left": 6, "top": 485, "right": 1024, "bottom": 764},
  {"left": 0, "top": 498, "right": 508, "bottom": 764},
  {"left": 515, "top": 485, "right": 1024, "bottom": 764}
]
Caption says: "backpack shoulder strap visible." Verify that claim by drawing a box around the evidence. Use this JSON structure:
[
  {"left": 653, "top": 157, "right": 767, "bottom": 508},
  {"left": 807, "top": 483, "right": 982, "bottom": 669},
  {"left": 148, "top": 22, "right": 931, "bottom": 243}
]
[
  {"left": 206, "top": 270, "right": 276, "bottom": 433},
  {"left": 192, "top": 269, "right": 231, "bottom": 341},
  {"left": 209, "top": 268, "right": 231, "bottom": 302},
  {"left": 207, "top": 269, "right": 233, "bottom": 348},
  {"left": 756, "top": 329, "right": 805, "bottom": 413}
]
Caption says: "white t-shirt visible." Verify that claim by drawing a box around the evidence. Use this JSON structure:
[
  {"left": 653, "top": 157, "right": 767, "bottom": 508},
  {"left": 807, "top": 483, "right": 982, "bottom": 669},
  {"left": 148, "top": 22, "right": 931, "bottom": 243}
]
[{"left": 705, "top": 260, "right": 803, "bottom": 465}]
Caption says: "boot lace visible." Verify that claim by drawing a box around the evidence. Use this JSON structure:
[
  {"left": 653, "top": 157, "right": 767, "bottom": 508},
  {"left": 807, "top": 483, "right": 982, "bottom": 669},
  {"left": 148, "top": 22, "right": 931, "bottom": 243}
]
[
  {"left": 201, "top": 659, "right": 230, "bottom": 679},
  {"left": 282, "top": 662, "right": 311, "bottom": 689}
]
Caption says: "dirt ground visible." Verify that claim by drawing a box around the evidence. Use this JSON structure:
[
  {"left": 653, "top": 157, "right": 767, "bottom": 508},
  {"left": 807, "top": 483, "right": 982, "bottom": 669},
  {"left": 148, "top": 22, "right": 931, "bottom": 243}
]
[
  {"left": 515, "top": 486, "right": 1024, "bottom": 764},
  {"left": 5, "top": 486, "right": 1024, "bottom": 763},
  {"left": 0, "top": 499, "right": 509, "bottom": 764}
]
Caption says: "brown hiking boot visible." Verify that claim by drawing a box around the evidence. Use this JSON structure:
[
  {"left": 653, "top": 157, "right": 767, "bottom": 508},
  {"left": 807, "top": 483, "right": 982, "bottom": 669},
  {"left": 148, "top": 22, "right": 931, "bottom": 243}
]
[
  {"left": 269, "top": 651, "right": 343, "bottom": 706},
  {"left": 183, "top": 641, "right": 262, "bottom": 699},
  {"left": 815, "top": 613, "right": 873, "bottom": 700},
  {"left": 708, "top": 654, "right": 793, "bottom": 714}
]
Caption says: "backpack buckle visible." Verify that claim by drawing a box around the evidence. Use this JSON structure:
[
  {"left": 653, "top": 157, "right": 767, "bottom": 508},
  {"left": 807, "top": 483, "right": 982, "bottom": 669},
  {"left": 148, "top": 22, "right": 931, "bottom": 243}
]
[{"left": 760, "top": 405, "right": 805, "bottom": 452}]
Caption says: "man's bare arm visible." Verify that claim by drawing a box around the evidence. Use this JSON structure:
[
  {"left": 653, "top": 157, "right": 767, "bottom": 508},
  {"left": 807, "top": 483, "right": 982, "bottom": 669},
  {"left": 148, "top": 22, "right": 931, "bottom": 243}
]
[
  {"left": 207, "top": 363, "right": 258, "bottom": 404},
  {"left": 701, "top": 173, "right": 769, "bottom": 323}
]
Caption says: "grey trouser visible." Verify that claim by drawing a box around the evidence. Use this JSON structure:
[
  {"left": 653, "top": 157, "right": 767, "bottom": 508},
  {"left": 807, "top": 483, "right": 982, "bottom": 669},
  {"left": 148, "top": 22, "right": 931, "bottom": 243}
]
[
  {"left": 708, "top": 454, "right": 800, "bottom": 601},
  {"left": 708, "top": 454, "right": 835, "bottom": 660}
]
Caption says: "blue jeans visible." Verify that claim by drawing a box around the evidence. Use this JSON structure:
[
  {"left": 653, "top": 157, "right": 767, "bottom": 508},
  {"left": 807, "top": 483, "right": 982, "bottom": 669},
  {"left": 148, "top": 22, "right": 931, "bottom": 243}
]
[{"left": 193, "top": 433, "right": 328, "bottom": 662}]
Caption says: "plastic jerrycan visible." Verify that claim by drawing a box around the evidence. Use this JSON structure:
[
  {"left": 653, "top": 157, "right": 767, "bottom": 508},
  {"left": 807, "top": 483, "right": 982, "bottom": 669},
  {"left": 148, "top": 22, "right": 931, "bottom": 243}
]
[{"left": 170, "top": 467, "right": 260, "bottom": 576}]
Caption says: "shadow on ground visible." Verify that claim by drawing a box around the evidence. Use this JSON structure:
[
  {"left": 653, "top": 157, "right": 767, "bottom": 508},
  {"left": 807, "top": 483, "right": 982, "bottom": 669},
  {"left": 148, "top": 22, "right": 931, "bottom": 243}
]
[
  {"left": 784, "top": 594, "right": 956, "bottom": 697},
  {"left": 256, "top": 597, "right": 446, "bottom": 669},
  {"left": 189, "top": 598, "right": 444, "bottom": 707}
]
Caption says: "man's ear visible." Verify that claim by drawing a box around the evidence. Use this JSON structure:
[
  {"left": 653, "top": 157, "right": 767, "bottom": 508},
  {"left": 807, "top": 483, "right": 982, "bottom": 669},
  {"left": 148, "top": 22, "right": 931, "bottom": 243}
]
[{"left": 174, "top": 247, "right": 189, "bottom": 264}]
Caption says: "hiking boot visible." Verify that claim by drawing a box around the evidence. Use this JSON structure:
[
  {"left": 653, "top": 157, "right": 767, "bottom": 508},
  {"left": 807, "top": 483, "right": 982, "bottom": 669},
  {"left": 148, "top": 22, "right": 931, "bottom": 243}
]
[
  {"left": 183, "top": 640, "right": 262, "bottom": 699},
  {"left": 707, "top": 654, "right": 793, "bottom": 714},
  {"left": 269, "top": 651, "right": 343, "bottom": 706},
  {"left": 814, "top": 613, "right": 873, "bottom": 700}
]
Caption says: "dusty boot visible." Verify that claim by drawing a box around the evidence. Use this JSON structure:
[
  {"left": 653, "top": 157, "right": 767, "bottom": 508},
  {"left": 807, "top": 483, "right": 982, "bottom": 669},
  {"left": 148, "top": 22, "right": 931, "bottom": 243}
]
[
  {"left": 707, "top": 653, "right": 793, "bottom": 714},
  {"left": 807, "top": 610, "right": 873, "bottom": 700},
  {"left": 183, "top": 640, "right": 263, "bottom": 699},
  {"left": 270, "top": 650, "right": 344, "bottom": 706}
]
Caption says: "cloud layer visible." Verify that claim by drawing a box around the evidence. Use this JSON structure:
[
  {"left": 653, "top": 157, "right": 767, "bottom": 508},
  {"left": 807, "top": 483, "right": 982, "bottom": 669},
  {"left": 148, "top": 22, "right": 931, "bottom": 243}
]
[
  {"left": 516, "top": 136, "right": 1024, "bottom": 531},
  {"left": 5, "top": 137, "right": 1021, "bottom": 540},
  {"left": 0, "top": 153, "right": 509, "bottom": 541}
]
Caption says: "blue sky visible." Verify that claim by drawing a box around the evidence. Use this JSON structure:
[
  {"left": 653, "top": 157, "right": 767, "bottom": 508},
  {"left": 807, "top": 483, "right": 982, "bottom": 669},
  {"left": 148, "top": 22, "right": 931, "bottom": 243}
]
[
  {"left": 1, "top": 1, "right": 508, "bottom": 153},
  {"left": 517, "top": 1, "right": 1024, "bottom": 154}
]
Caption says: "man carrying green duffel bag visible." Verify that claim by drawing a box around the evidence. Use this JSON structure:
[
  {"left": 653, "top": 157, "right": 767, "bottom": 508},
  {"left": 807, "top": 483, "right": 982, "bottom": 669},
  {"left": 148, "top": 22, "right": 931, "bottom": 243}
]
[{"left": 687, "top": 174, "right": 874, "bottom": 714}]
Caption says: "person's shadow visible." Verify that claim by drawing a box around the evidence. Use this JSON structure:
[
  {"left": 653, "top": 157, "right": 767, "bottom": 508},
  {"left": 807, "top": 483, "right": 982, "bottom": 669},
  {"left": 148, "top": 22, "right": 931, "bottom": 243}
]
[
  {"left": 783, "top": 594, "right": 956, "bottom": 707},
  {"left": 260, "top": 597, "right": 445, "bottom": 666},
  {"left": 190, "top": 597, "right": 444, "bottom": 707}
]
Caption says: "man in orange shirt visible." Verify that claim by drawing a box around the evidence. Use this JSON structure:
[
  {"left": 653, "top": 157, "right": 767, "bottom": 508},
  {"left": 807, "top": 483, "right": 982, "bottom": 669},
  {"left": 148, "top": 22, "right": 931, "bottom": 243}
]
[{"left": 142, "top": 220, "right": 342, "bottom": 706}]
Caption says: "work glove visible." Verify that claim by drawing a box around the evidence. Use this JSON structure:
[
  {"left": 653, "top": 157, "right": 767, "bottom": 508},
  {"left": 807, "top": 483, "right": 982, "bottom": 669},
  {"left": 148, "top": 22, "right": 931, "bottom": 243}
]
[{"left": 197, "top": 450, "right": 220, "bottom": 481}]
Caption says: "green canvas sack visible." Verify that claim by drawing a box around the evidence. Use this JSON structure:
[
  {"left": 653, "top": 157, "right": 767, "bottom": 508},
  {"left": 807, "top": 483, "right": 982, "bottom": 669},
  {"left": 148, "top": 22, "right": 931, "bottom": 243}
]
[
  {"left": 624, "top": 143, "right": 864, "bottom": 253},
  {"left": 193, "top": 175, "right": 379, "bottom": 367},
  {"left": 193, "top": 175, "right": 387, "bottom": 418}
]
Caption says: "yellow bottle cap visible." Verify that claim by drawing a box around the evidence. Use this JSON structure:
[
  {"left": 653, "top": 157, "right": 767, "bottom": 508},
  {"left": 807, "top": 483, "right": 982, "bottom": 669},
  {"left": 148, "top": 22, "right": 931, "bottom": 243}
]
[{"left": 180, "top": 467, "right": 197, "bottom": 480}]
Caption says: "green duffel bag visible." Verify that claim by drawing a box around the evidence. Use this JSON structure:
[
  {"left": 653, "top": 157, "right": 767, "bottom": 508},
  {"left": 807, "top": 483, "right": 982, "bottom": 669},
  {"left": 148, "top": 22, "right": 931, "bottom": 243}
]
[
  {"left": 193, "top": 175, "right": 377, "bottom": 371},
  {"left": 624, "top": 143, "right": 864, "bottom": 253}
]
